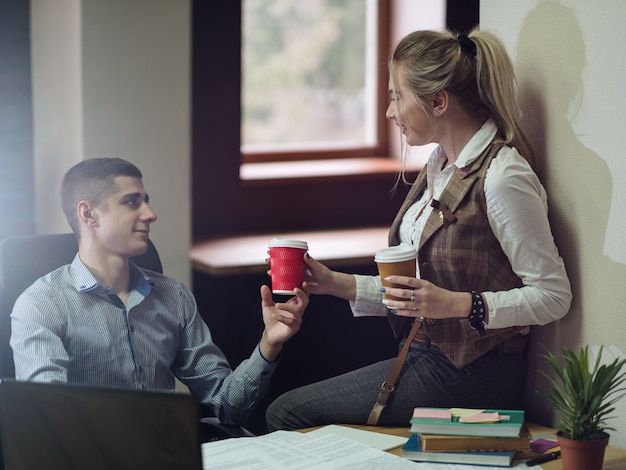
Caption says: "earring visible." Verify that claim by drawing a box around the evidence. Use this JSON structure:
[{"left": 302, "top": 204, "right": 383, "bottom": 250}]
[{"left": 434, "top": 108, "right": 442, "bottom": 117}]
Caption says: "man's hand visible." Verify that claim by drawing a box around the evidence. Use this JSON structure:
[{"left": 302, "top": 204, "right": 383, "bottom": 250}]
[{"left": 258, "top": 284, "right": 308, "bottom": 362}]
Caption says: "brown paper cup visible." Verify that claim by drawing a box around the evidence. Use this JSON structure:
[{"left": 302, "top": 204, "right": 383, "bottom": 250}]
[{"left": 374, "top": 244, "right": 417, "bottom": 301}]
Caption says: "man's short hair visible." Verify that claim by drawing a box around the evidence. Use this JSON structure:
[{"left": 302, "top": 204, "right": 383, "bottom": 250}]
[{"left": 61, "top": 158, "right": 143, "bottom": 236}]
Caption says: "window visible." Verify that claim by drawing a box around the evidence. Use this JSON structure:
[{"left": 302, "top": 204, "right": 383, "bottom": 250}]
[
  {"left": 241, "top": 0, "right": 388, "bottom": 163},
  {"left": 191, "top": 1, "right": 449, "bottom": 236}
]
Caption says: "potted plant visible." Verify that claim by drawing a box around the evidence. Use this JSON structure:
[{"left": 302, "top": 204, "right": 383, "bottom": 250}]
[{"left": 541, "top": 345, "right": 626, "bottom": 470}]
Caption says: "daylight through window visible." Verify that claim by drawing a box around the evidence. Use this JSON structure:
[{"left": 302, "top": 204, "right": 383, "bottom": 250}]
[{"left": 241, "top": 0, "right": 381, "bottom": 160}]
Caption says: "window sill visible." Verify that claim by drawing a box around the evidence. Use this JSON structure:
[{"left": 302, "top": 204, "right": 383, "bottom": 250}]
[
  {"left": 240, "top": 157, "right": 423, "bottom": 184},
  {"left": 191, "top": 226, "right": 390, "bottom": 277}
]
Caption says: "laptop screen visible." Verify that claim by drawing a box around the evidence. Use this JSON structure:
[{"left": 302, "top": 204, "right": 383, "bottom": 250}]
[{"left": 0, "top": 379, "right": 202, "bottom": 470}]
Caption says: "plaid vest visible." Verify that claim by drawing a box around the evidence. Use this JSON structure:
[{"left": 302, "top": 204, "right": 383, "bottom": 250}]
[{"left": 387, "top": 141, "right": 525, "bottom": 368}]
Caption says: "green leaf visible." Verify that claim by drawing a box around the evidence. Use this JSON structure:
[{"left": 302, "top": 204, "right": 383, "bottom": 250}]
[{"left": 539, "top": 345, "right": 626, "bottom": 440}]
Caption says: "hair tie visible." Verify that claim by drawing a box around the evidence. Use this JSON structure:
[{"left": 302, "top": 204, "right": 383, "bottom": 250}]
[{"left": 458, "top": 34, "right": 477, "bottom": 58}]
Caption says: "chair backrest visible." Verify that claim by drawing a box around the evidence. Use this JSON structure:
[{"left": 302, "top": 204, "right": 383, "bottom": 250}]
[{"left": 0, "top": 233, "right": 163, "bottom": 378}]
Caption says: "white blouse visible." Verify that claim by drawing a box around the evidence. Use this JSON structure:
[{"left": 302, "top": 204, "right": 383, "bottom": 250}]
[{"left": 351, "top": 120, "right": 572, "bottom": 330}]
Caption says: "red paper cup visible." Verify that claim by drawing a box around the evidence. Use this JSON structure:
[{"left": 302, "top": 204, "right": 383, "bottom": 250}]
[{"left": 268, "top": 238, "right": 308, "bottom": 295}]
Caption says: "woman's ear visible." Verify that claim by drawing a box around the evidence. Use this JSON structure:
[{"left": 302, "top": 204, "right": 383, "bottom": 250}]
[{"left": 432, "top": 90, "right": 449, "bottom": 117}]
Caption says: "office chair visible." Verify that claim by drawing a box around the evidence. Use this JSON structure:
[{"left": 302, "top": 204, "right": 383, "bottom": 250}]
[
  {"left": 0, "top": 232, "right": 162, "bottom": 379},
  {"left": 0, "top": 232, "right": 251, "bottom": 441}
]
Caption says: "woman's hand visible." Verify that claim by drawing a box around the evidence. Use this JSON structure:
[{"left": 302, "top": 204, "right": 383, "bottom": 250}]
[
  {"left": 266, "top": 253, "right": 357, "bottom": 300},
  {"left": 381, "top": 276, "right": 472, "bottom": 319},
  {"left": 303, "top": 254, "right": 357, "bottom": 301}
]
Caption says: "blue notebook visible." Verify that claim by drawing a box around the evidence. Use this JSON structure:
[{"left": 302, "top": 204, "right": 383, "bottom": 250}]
[{"left": 402, "top": 434, "right": 516, "bottom": 467}]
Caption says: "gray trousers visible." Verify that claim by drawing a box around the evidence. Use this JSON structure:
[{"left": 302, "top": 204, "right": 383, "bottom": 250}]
[{"left": 266, "top": 341, "right": 526, "bottom": 431}]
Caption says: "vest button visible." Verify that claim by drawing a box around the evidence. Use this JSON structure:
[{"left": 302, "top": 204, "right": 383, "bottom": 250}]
[{"left": 426, "top": 318, "right": 436, "bottom": 324}]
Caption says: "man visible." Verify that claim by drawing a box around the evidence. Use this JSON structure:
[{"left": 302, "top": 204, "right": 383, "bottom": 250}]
[{"left": 10, "top": 157, "right": 308, "bottom": 425}]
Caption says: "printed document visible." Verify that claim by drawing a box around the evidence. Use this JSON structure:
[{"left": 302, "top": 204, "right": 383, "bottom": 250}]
[{"left": 201, "top": 430, "right": 532, "bottom": 469}]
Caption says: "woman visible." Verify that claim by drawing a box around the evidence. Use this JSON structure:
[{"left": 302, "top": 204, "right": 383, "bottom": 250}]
[{"left": 266, "top": 28, "right": 572, "bottom": 430}]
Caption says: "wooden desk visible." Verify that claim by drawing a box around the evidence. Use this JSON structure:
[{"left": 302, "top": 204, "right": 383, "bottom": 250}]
[
  {"left": 191, "top": 227, "right": 389, "bottom": 276},
  {"left": 300, "top": 423, "right": 626, "bottom": 469}
]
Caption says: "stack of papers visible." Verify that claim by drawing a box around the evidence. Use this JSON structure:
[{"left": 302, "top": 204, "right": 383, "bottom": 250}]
[
  {"left": 201, "top": 429, "right": 415, "bottom": 469},
  {"left": 305, "top": 424, "right": 407, "bottom": 450},
  {"left": 201, "top": 425, "right": 533, "bottom": 469}
]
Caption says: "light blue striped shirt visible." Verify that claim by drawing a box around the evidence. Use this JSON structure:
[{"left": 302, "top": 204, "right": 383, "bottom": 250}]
[{"left": 10, "top": 254, "right": 276, "bottom": 424}]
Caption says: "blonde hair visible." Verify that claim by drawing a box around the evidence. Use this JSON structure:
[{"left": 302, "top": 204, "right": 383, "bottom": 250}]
[{"left": 390, "top": 27, "right": 534, "bottom": 168}]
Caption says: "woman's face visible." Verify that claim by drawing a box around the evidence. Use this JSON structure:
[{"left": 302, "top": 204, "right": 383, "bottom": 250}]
[{"left": 385, "top": 65, "right": 435, "bottom": 146}]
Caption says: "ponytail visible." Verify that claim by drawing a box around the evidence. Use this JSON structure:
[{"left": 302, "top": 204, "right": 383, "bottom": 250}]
[{"left": 469, "top": 28, "right": 535, "bottom": 167}]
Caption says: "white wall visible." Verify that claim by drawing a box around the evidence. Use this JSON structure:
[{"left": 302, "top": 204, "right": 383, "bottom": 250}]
[
  {"left": 30, "top": 0, "right": 191, "bottom": 286},
  {"left": 482, "top": 0, "right": 626, "bottom": 447},
  {"left": 31, "top": 0, "right": 83, "bottom": 232}
]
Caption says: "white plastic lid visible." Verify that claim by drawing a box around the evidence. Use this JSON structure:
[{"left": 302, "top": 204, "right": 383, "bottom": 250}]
[
  {"left": 268, "top": 238, "right": 308, "bottom": 249},
  {"left": 374, "top": 243, "right": 416, "bottom": 263}
]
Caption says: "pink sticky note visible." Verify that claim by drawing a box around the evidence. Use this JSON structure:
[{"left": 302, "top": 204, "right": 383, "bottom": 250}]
[{"left": 413, "top": 408, "right": 453, "bottom": 419}]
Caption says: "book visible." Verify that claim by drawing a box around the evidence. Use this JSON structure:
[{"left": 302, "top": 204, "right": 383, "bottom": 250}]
[
  {"left": 402, "top": 434, "right": 516, "bottom": 467},
  {"left": 419, "top": 425, "right": 532, "bottom": 452},
  {"left": 409, "top": 408, "right": 524, "bottom": 437}
]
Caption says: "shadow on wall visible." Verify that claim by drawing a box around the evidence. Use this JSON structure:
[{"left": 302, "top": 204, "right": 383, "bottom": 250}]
[{"left": 513, "top": 0, "right": 626, "bottom": 426}]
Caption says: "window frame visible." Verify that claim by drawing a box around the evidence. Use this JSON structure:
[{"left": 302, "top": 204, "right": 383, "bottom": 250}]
[{"left": 241, "top": 0, "right": 391, "bottom": 164}]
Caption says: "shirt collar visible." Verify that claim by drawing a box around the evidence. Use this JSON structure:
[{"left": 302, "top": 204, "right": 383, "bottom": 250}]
[
  {"left": 430, "top": 119, "right": 498, "bottom": 169},
  {"left": 71, "top": 254, "right": 153, "bottom": 296}
]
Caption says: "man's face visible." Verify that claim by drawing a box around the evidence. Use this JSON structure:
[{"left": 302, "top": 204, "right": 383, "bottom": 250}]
[{"left": 91, "top": 175, "right": 157, "bottom": 258}]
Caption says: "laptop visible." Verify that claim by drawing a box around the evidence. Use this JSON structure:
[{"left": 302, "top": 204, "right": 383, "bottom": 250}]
[{"left": 0, "top": 379, "right": 203, "bottom": 470}]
